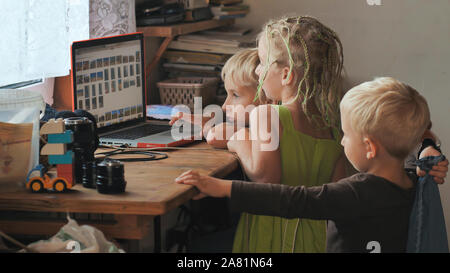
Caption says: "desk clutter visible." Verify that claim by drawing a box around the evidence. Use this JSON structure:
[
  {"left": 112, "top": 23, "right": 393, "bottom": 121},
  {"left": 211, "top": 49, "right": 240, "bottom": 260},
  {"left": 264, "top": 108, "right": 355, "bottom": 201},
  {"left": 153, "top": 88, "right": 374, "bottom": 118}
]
[
  {"left": 136, "top": 0, "right": 249, "bottom": 26},
  {"left": 28, "top": 115, "right": 127, "bottom": 194},
  {"left": 161, "top": 24, "right": 254, "bottom": 105}
]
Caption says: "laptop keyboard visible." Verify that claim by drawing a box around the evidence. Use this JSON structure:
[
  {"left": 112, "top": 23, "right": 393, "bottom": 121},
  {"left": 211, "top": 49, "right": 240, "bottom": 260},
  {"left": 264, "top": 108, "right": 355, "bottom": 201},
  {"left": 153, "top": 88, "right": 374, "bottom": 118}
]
[{"left": 102, "top": 124, "right": 172, "bottom": 140}]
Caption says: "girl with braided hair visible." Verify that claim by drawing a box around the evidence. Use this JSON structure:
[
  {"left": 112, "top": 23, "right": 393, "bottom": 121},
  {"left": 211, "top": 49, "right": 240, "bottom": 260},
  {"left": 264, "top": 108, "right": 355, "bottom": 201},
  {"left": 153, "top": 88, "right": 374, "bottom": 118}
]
[{"left": 225, "top": 15, "right": 349, "bottom": 253}]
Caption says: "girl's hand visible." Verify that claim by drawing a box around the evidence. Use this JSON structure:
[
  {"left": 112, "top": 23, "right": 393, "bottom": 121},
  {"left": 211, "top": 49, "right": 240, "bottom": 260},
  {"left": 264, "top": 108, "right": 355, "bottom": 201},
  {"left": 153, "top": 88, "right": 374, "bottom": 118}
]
[
  {"left": 175, "top": 170, "right": 232, "bottom": 199},
  {"left": 417, "top": 146, "right": 448, "bottom": 184}
]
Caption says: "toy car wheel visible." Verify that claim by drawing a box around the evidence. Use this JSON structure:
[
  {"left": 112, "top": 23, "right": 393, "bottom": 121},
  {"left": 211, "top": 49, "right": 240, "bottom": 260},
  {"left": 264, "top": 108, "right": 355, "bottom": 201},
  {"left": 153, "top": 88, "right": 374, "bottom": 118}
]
[
  {"left": 53, "top": 180, "right": 67, "bottom": 192},
  {"left": 30, "top": 179, "right": 44, "bottom": 193}
]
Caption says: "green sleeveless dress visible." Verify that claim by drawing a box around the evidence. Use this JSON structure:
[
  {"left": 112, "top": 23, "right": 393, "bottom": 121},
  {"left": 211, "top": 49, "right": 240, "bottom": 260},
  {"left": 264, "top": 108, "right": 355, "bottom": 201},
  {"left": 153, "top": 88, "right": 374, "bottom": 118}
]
[{"left": 232, "top": 105, "right": 343, "bottom": 253}]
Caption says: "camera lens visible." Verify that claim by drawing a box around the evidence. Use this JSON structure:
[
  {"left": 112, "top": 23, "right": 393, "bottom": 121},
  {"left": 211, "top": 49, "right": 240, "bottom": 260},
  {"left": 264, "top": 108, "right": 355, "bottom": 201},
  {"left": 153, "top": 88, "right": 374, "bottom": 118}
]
[
  {"left": 64, "top": 117, "right": 96, "bottom": 186},
  {"left": 81, "top": 161, "right": 97, "bottom": 188},
  {"left": 96, "top": 159, "right": 126, "bottom": 194}
]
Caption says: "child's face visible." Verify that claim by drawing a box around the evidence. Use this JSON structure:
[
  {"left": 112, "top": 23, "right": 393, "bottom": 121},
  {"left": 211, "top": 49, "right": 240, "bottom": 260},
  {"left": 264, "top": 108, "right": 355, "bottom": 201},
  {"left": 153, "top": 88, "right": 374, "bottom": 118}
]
[
  {"left": 340, "top": 109, "right": 370, "bottom": 172},
  {"left": 255, "top": 37, "right": 283, "bottom": 101},
  {"left": 222, "top": 78, "right": 257, "bottom": 124}
]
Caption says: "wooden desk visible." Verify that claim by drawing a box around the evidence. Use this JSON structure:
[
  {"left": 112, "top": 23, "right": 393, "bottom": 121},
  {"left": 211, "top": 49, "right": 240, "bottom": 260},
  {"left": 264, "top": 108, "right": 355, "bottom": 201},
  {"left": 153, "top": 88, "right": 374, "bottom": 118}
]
[{"left": 0, "top": 142, "right": 239, "bottom": 252}]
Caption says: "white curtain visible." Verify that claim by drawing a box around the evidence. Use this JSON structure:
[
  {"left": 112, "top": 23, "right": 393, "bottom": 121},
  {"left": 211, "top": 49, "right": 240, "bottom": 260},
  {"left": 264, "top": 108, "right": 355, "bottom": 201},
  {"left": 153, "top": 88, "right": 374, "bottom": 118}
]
[{"left": 0, "top": 0, "right": 90, "bottom": 87}]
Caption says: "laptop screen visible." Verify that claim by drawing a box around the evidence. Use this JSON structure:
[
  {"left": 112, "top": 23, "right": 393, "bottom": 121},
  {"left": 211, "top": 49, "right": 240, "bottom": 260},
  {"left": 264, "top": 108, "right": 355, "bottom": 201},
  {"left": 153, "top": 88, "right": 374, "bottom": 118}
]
[{"left": 71, "top": 33, "right": 145, "bottom": 131}]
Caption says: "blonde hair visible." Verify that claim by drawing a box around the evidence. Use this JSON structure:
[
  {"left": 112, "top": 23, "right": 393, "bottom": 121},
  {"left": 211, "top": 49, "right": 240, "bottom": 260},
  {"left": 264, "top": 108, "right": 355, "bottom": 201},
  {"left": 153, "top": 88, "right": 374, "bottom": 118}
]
[
  {"left": 221, "top": 48, "right": 266, "bottom": 103},
  {"left": 256, "top": 15, "right": 344, "bottom": 132},
  {"left": 341, "top": 77, "right": 430, "bottom": 159}
]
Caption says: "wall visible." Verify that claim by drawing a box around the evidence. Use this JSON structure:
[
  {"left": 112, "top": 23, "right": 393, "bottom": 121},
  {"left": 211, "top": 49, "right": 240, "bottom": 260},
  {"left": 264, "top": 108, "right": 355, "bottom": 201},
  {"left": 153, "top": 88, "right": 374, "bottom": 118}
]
[{"left": 237, "top": 0, "right": 450, "bottom": 247}]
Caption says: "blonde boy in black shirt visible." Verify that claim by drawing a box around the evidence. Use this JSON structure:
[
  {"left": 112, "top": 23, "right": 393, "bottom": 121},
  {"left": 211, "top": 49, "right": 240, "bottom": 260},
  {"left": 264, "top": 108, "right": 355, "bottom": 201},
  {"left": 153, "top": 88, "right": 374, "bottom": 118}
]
[{"left": 175, "top": 77, "right": 448, "bottom": 253}]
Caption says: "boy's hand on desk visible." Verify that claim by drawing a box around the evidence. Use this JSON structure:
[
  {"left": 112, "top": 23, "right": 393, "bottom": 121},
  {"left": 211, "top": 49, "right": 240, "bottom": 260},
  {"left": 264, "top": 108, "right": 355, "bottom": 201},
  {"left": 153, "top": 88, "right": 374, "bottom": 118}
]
[
  {"left": 175, "top": 170, "right": 232, "bottom": 199},
  {"left": 417, "top": 146, "right": 448, "bottom": 184}
]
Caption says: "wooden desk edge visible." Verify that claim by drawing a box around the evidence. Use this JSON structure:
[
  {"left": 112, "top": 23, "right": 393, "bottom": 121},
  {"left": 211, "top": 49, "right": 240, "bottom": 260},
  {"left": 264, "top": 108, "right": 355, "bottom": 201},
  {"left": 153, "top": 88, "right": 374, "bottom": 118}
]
[{"left": 0, "top": 154, "right": 239, "bottom": 216}]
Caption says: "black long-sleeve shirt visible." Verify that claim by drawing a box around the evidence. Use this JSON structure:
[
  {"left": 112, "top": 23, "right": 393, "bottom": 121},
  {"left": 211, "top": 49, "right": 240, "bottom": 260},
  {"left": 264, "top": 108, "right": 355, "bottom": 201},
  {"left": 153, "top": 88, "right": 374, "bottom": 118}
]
[{"left": 230, "top": 172, "right": 417, "bottom": 253}]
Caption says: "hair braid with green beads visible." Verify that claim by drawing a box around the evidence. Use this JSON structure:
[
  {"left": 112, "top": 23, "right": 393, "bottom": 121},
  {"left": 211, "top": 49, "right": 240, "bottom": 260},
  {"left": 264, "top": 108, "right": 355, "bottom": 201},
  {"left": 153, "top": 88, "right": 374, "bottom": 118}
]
[{"left": 255, "top": 15, "right": 345, "bottom": 136}]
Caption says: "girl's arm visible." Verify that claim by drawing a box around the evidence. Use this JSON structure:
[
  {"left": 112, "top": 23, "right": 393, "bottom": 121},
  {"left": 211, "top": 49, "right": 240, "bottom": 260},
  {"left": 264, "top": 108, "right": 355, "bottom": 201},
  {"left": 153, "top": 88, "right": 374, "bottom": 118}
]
[{"left": 226, "top": 105, "right": 282, "bottom": 183}]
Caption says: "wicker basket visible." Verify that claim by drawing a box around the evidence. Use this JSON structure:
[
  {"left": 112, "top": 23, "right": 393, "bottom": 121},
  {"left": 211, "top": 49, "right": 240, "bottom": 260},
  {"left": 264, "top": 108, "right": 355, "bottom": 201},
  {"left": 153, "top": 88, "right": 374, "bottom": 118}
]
[{"left": 157, "top": 77, "right": 219, "bottom": 110}]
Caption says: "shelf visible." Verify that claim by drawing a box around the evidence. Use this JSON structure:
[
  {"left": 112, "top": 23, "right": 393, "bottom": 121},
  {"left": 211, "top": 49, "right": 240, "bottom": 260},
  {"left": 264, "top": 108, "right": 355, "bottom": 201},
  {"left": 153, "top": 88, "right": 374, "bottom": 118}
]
[
  {"left": 137, "top": 19, "right": 235, "bottom": 37},
  {"left": 140, "top": 19, "right": 236, "bottom": 86}
]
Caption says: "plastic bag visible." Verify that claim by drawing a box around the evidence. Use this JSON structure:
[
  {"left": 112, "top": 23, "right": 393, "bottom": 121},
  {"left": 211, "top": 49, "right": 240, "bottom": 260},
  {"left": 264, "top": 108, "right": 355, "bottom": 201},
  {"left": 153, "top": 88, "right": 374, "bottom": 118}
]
[
  {"left": 25, "top": 216, "right": 125, "bottom": 253},
  {"left": 0, "top": 89, "right": 45, "bottom": 186}
]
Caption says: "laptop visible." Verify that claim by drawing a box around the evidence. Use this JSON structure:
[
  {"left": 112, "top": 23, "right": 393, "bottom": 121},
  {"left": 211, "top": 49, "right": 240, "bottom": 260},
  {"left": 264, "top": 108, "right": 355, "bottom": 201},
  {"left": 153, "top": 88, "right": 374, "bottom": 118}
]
[{"left": 71, "top": 33, "right": 195, "bottom": 148}]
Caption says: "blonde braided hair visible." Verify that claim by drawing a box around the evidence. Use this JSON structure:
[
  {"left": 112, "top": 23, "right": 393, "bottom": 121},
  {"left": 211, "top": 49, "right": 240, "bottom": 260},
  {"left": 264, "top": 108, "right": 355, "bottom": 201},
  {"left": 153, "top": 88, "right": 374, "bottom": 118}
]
[{"left": 256, "top": 15, "right": 345, "bottom": 135}]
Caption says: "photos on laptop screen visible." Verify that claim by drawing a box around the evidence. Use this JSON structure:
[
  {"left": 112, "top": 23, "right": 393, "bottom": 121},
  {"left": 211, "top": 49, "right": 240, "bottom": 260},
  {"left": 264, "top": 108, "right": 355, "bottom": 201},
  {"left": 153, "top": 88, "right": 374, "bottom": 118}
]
[{"left": 73, "top": 38, "right": 144, "bottom": 129}]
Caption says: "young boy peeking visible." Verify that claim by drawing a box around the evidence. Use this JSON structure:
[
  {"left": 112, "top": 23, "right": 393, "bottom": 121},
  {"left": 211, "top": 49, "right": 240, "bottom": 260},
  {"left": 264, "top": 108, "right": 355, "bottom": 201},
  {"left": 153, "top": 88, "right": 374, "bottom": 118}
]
[
  {"left": 170, "top": 48, "right": 267, "bottom": 149},
  {"left": 176, "top": 77, "right": 448, "bottom": 253}
]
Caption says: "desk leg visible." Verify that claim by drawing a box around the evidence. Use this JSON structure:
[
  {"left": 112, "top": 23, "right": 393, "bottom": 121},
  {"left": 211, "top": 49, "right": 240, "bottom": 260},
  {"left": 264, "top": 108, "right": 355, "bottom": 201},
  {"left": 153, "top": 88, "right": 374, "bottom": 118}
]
[{"left": 154, "top": 216, "right": 161, "bottom": 253}]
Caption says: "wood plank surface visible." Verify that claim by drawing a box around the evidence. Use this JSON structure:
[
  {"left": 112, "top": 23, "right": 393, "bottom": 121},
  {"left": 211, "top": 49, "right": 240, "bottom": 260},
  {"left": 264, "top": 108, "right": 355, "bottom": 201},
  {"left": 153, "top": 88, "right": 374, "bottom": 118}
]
[{"left": 0, "top": 142, "right": 238, "bottom": 216}]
